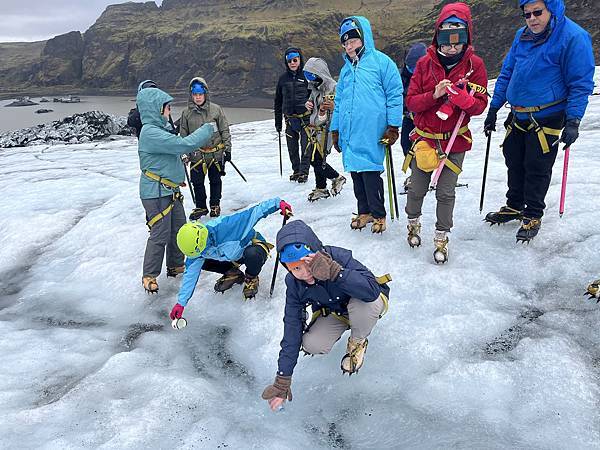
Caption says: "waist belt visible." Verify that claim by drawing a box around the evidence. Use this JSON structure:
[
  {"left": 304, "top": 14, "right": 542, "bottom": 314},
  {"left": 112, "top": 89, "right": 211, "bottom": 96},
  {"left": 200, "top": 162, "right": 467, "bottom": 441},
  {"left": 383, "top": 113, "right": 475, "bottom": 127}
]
[
  {"left": 511, "top": 98, "right": 565, "bottom": 113},
  {"left": 504, "top": 115, "right": 562, "bottom": 154},
  {"left": 286, "top": 111, "right": 311, "bottom": 119},
  {"left": 198, "top": 143, "right": 226, "bottom": 154},
  {"left": 251, "top": 234, "right": 274, "bottom": 257},
  {"left": 413, "top": 125, "right": 472, "bottom": 143},
  {"left": 143, "top": 170, "right": 180, "bottom": 190},
  {"left": 190, "top": 143, "right": 226, "bottom": 173}
]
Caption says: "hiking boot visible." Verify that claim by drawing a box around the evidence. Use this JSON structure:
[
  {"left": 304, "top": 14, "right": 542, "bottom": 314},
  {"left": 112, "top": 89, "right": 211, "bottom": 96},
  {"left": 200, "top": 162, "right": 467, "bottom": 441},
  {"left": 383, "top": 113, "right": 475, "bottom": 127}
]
[
  {"left": 407, "top": 217, "right": 422, "bottom": 248},
  {"left": 166, "top": 266, "right": 185, "bottom": 278},
  {"left": 371, "top": 217, "right": 386, "bottom": 234},
  {"left": 433, "top": 230, "right": 449, "bottom": 264},
  {"left": 308, "top": 188, "right": 331, "bottom": 202},
  {"left": 516, "top": 217, "right": 541, "bottom": 243},
  {"left": 585, "top": 279, "right": 600, "bottom": 301},
  {"left": 289, "top": 172, "right": 300, "bottom": 182},
  {"left": 142, "top": 276, "right": 158, "bottom": 294},
  {"left": 210, "top": 205, "right": 221, "bottom": 218},
  {"left": 350, "top": 213, "right": 374, "bottom": 231},
  {"left": 484, "top": 206, "right": 523, "bottom": 225},
  {"left": 189, "top": 207, "right": 209, "bottom": 220},
  {"left": 330, "top": 175, "right": 347, "bottom": 196},
  {"left": 214, "top": 268, "right": 245, "bottom": 293},
  {"left": 296, "top": 174, "right": 308, "bottom": 183},
  {"left": 341, "top": 337, "right": 368, "bottom": 375},
  {"left": 242, "top": 275, "right": 260, "bottom": 300}
]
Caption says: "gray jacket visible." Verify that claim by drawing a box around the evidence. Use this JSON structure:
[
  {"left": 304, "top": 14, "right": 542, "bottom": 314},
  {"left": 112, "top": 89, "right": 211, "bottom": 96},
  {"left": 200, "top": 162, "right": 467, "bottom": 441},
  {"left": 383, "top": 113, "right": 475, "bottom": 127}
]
[{"left": 304, "top": 58, "right": 337, "bottom": 153}]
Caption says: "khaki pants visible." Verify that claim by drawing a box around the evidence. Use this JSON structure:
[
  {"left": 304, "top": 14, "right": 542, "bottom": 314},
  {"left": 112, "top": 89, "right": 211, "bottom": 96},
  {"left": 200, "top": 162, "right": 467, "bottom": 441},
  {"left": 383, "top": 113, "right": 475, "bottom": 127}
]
[
  {"left": 405, "top": 151, "right": 465, "bottom": 232},
  {"left": 301, "top": 296, "right": 385, "bottom": 355}
]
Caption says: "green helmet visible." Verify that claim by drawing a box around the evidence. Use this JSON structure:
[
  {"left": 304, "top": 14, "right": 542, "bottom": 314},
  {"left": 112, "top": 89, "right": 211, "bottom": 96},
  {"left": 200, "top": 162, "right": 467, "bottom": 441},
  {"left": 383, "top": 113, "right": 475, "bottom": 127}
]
[{"left": 177, "top": 221, "right": 208, "bottom": 258}]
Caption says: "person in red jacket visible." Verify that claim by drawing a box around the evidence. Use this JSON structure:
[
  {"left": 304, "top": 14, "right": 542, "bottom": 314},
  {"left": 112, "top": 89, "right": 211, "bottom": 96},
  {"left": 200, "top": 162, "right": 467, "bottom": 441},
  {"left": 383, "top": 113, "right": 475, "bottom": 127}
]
[{"left": 403, "top": 2, "right": 488, "bottom": 263}]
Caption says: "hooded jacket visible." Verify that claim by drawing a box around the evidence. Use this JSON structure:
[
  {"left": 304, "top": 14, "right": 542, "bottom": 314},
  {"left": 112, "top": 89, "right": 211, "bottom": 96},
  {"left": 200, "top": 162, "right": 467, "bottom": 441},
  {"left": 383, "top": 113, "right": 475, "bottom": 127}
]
[
  {"left": 180, "top": 76, "right": 232, "bottom": 165},
  {"left": 405, "top": 3, "right": 488, "bottom": 153},
  {"left": 490, "top": 0, "right": 594, "bottom": 121},
  {"left": 330, "top": 16, "right": 403, "bottom": 172},
  {"left": 275, "top": 220, "right": 389, "bottom": 376},
  {"left": 304, "top": 57, "right": 337, "bottom": 152},
  {"left": 137, "top": 88, "right": 213, "bottom": 199},
  {"left": 274, "top": 47, "right": 310, "bottom": 131},
  {"left": 177, "top": 198, "right": 281, "bottom": 307}
]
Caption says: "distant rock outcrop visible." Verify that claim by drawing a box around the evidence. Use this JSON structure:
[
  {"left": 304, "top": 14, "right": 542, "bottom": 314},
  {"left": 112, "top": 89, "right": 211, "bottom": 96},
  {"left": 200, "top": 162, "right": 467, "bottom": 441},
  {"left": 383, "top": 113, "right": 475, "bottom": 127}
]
[
  {"left": 0, "top": 111, "right": 133, "bottom": 148},
  {"left": 35, "top": 31, "right": 84, "bottom": 86}
]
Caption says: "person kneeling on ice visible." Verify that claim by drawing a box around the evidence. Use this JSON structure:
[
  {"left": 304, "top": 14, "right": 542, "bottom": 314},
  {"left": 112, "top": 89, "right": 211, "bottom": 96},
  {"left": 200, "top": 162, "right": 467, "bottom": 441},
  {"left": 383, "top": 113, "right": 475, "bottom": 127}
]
[
  {"left": 169, "top": 198, "right": 293, "bottom": 320},
  {"left": 262, "top": 220, "right": 390, "bottom": 411}
]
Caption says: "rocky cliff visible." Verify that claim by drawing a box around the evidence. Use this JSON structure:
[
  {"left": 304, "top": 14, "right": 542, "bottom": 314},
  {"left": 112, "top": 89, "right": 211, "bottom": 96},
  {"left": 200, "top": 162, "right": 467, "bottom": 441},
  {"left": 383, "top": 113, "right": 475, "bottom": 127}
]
[{"left": 0, "top": 0, "right": 598, "bottom": 100}]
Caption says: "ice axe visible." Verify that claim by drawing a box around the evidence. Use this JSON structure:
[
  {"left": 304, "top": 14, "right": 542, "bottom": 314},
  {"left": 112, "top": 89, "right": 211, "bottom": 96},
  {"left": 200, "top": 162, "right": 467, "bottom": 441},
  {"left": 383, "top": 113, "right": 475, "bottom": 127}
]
[
  {"left": 227, "top": 160, "right": 248, "bottom": 182},
  {"left": 269, "top": 214, "right": 290, "bottom": 297},
  {"left": 479, "top": 131, "right": 492, "bottom": 213},
  {"left": 278, "top": 131, "right": 283, "bottom": 177},
  {"left": 559, "top": 146, "right": 570, "bottom": 217}
]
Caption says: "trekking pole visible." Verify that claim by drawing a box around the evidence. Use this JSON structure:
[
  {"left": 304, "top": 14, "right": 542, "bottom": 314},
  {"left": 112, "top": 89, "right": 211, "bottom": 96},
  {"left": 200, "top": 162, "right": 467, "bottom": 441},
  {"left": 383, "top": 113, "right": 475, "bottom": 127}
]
[
  {"left": 270, "top": 215, "right": 289, "bottom": 297},
  {"left": 559, "top": 146, "right": 570, "bottom": 218},
  {"left": 384, "top": 146, "right": 395, "bottom": 221},
  {"left": 182, "top": 159, "right": 196, "bottom": 204},
  {"left": 479, "top": 131, "right": 492, "bottom": 213},
  {"left": 387, "top": 143, "right": 400, "bottom": 218},
  {"left": 227, "top": 160, "right": 248, "bottom": 182},
  {"left": 278, "top": 131, "right": 283, "bottom": 177}
]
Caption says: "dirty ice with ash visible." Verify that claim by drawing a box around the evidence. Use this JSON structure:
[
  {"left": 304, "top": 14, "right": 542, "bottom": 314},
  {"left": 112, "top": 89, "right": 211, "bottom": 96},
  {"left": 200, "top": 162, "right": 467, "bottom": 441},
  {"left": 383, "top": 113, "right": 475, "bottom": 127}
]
[{"left": 1, "top": 75, "right": 599, "bottom": 449}]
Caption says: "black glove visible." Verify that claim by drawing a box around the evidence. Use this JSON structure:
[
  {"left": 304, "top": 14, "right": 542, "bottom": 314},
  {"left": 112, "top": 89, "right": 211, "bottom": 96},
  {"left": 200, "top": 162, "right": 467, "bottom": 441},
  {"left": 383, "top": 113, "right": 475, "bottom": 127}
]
[
  {"left": 483, "top": 107, "right": 498, "bottom": 135},
  {"left": 560, "top": 119, "right": 580, "bottom": 149},
  {"left": 224, "top": 151, "right": 231, "bottom": 162}
]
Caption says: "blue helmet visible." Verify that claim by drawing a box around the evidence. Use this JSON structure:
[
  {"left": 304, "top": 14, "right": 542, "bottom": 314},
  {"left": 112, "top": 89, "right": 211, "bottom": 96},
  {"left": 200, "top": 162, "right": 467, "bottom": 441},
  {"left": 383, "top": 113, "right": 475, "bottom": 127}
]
[
  {"left": 280, "top": 243, "right": 312, "bottom": 263},
  {"left": 286, "top": 51, "right": 300, "bottom": 61},
  {"left": 191, "top": 82, "right": 206, "bottom": 94},
  {"left": 303, "top": 70, "right": 317, "bottom": 81}
]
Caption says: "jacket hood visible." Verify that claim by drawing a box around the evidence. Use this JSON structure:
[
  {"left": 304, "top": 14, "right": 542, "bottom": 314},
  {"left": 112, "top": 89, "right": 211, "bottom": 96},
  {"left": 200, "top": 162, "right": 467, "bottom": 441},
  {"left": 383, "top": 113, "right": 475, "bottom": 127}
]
[
  {"left": 276, "top": 220, "right": 323, "bottom": 253},
  {"left": 136, "top": 87, "right": 173, "bottom": 127},
  {"left": 405, "top": 42, "right": 428, "bottom": 70},
  {"left": 520, "top": 0, "right": 565, "bottom": 22},
  {"left": 187, "top": 76, "right": 210, "bottom": 109},
  {"left": 303, "top": 57, "right": 336, "bottom": 93},
  {"left": 341, "top": 15, "right": 375, "bottom": 52},
  {"left": 433, "top": 3, "right": 473, "bottom": 46},
  {"left": 137, "top": 79, "right": 156, "bottom": 93},
  {"left": 283, "top": 47, "right": 305, "bottom": 73}
]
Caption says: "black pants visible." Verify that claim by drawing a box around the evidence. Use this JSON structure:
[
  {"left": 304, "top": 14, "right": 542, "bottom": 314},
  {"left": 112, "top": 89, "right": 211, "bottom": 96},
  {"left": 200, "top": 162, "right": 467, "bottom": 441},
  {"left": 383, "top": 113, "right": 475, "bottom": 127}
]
[
  {"left": 401, "top": 115, "right": 416, "bottom": 157},
  {"left": 202, "top": 244, "right": 268, "bottom": 278},
  {"left": 311, "top": 150, "right": 339, "bottom": 189},
  {"left": 285, "top": 117, "right": 310, "bottom": 175},
  {"left": 190, "top": 164, "right": 222, "bottom": 209},
  {"left": 351, "top": 171, "right": 386, "bottom": 219},
  {"left": 502, "top": 114, "right": 564, "bottom": 219}
]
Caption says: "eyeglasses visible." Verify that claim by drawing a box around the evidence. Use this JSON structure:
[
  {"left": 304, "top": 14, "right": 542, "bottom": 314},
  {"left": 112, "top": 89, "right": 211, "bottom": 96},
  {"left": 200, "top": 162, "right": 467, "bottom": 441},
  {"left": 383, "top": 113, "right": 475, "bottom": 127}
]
[
  {"left": 287, "top": 57, "right": 300, "bottom": 64},
  {"left": 440, "top": 43, "right": 464, "bottom": 50},
  {"left": 342, "top": 38, "right": 361, "bottom": 48},
  {"left": 522, "top": 9, "right": 545, "bottom": 19}
]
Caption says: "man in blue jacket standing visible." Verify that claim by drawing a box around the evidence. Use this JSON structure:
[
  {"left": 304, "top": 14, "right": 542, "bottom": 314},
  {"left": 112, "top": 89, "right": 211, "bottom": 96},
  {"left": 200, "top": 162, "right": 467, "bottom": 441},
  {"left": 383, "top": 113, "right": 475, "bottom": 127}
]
[
  {"left": 483, "top": 0, "right": 594, "bottom": 242},
  {"left": 261, "top": 220, "right": 390, "bottom": 411},
  {"left": 330, "top": 16, "right": 403, "bottom": 234}
]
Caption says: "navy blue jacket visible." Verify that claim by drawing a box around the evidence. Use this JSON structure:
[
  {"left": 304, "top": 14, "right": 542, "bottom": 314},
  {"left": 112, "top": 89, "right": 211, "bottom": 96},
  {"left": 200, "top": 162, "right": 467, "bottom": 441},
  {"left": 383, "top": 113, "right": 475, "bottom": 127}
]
[
  {"left": 490, "top": 0, "right": 594, "bottom": 120},
  {"left": 275, "top": 220, "right": 389, "bottom": 376}
]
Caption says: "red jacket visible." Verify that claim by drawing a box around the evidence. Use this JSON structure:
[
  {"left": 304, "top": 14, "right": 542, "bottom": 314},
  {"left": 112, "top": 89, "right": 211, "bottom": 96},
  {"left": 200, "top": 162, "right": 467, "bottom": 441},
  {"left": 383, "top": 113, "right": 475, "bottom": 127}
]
[{"left": 405, "top": 2, "right": 488, "bottom": 153}]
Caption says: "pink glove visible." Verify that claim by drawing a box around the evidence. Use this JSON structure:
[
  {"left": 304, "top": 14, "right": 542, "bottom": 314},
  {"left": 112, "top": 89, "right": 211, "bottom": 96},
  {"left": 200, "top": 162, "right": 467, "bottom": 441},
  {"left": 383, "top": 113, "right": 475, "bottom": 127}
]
[
  {"left": 446, "top": 83, "right": 475, "bottom": 111},
  {"left": 279, "top": 200, "right": 293, "bottom": 218},
  {"left": 170, "top": 303, "right": 185, "bottom": 320}
]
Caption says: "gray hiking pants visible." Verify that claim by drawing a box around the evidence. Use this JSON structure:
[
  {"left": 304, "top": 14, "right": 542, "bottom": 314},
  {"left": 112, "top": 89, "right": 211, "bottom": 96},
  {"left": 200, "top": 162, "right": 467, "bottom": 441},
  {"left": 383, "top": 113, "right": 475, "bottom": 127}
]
[
  {"left": 301, "top": 296, "right": 385, "bottom": 355},
  {"left": 405, "top": 151, "right": 465, "bottom": 232},
  {"left": 142, "top": 195, "right": 186, "bottom": 277}
]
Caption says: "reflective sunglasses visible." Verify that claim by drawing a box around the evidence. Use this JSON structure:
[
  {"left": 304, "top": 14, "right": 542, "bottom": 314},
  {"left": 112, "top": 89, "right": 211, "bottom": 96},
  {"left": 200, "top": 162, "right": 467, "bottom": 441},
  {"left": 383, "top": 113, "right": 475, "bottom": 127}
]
[
  {"left": 287, "top": 57, "right": 300, "bottom": 64},
  {"left": 522, "top": 9, "right": 545, "bottom": 19}
]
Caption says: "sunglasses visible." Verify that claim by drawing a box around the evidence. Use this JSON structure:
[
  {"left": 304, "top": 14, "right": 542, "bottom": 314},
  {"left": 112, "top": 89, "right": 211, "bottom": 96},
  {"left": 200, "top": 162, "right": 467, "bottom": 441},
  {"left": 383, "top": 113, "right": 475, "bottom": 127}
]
[
  {"left": 287, "top": 57, "right": 300, "bottom": 63},
  {"left": 522, "top": 9, "right": 545, "bottom": 19}
]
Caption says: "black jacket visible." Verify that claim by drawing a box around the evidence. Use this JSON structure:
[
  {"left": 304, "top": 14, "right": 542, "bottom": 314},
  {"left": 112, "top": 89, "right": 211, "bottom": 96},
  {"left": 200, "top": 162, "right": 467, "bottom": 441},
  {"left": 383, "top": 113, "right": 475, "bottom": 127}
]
[{"left": 274, "top": 47, "right": 309, "bottom": 131}]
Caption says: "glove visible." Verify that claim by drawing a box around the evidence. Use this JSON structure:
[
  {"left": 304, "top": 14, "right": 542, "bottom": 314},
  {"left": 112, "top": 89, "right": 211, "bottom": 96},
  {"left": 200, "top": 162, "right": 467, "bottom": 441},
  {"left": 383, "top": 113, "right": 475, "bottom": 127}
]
[
  {"left": 436, "top": 101, "right": 455, "bottom": 121},
  {"left": 446, "top": 83, "right": 475, "bottom": 111},
  {"left": 380, "top": 126, "right": 399, "bottom": 145},
  {"left": 181, "top": 153, "right": 191, "bottom": 164},
  {"left": 262, "top": 375, "right": 292, "bottom": 401},
  {"left": 307, "top": 251, "right": 342, "bottom": 281},
  {"left": 279, "top": 200, "right": 293, "bottom": 218},
  {"left": 224, "top": 151, "right": 232, "bottom": 162},
  {"left": 484, "top": 107, "right": 499, "bottom": 135},
  {"left": 170, "top": 303, "right": 185, "bottom": 320},
  {"left": 331, "top": 130, "right": 341, "bottom": 153},
  {"left": 319, "top": 98, "right": 334, "bottom": 113},
  {"left": 560, "top": 119, "right": 580, "bottom": 149}
]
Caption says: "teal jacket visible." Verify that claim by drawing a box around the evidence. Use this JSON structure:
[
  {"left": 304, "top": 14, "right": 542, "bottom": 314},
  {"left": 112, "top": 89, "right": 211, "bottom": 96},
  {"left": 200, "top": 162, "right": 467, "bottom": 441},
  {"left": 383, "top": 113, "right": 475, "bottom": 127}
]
[
  {"left": 137, "top": 88, "right": 213, "bottom": 199},
  {"left": 177, "top": 198, "right": 281, "bottom": 306}
]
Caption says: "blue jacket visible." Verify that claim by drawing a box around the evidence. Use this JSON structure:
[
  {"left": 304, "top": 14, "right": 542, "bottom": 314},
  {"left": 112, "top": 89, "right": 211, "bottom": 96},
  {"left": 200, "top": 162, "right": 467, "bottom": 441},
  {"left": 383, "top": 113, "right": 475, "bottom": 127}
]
[
  {"left": 177, "top": 198, "right": 281, "bottom": 306},
  {"left": 137, "top": 88, "right": 213, "bottom": 199},
  {"left": 274, "top": 220, "right": 389, "bottom": 376},
  {"left": 330, "top": 16, "right": 403, "bottom": 172},
  {"left": 490, "top": 0, "right": 594, "bottom": 121}
]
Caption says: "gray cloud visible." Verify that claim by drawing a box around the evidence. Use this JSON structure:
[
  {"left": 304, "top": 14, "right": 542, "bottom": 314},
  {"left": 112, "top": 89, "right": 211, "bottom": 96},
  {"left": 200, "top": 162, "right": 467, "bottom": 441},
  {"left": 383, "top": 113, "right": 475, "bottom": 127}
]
[{"left": 0, "top": 0, "right": 162, "bottom": 42}]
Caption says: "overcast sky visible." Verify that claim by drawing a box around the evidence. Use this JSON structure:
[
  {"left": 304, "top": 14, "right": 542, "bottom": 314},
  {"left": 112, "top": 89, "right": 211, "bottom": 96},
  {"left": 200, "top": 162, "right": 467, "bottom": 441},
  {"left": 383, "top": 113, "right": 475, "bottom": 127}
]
[{"left": 0, "top": 0, "right": 162, "bottom": 43}]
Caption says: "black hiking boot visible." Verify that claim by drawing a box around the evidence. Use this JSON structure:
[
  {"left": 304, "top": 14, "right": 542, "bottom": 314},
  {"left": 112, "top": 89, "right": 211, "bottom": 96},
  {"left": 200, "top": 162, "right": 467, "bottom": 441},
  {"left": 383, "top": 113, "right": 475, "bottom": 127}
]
[
  {"left": 242, "top": 275, "right": 260, "bottom": 300},
  {"left": 189, "top": 207, "right": 209, "bottom": 220},
  {"left": 484, "top": 206, "right": 523, "bottom": 225},
  {"left": 214, "top": 268, "right": 245, "bottom": 293},
  {"left": 289, "top": 172, "right": 300, "bottom": 182},
  {"left": 166, "top": 266, "right": 185, "bottom": 278},
  {"left": 296, "top": 174, "right": 308, "bottom": 183},
  {"left": 516, "top": 217, "right": 541, "bottom": 243},
  {"left": 210, "top": 205, "right": 221, "bottom": 217}
]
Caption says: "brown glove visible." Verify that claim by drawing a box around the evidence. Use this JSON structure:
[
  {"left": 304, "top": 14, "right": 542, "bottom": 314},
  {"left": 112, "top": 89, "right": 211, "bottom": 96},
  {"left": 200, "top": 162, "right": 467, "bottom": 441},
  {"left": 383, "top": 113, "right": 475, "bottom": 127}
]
[
  {"left": 380, "top": 126, "right": 399, "bottom": 145},
  {"left": 307, "top": 251, "right": 342, "bottom": 281},
  {"left": 262, "top": 375, "right": 292, "bottom": 401},
  {"left": 331, "top": 130, "right": 341, "bottom": 153},
  {"left": 319, "top": 98, "right": 334, "bottom": 114}
]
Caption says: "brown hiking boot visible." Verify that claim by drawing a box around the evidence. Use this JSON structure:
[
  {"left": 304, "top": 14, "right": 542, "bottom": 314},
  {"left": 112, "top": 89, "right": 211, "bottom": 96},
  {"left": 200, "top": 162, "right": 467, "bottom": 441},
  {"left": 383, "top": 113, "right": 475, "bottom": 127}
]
[
  {"left": 242, "top": 275, "right": 260, "bottom": 299},
  {"left": 142, "top": 276, "right": 159, "bottom": 294},
  {"left": 214, "top": 268, "right": 245, "bottom": 293},
  {"left": 371, "top": 217, "right": 386, "bottom": 234},
  {"left": 189, "top": 207, "right": 209, "bottom": 220},
  {"left": 210, "top": 205, "right": 221, "bottom": 218},
  {"left": 166, "top": 266, "right": 185, "bottom": 278},
  {"left": 341, "top": 337, "right": 368, "bottom": 375},
  {"left": 350, "top": 214, "right": 374, "bottom": 230}
]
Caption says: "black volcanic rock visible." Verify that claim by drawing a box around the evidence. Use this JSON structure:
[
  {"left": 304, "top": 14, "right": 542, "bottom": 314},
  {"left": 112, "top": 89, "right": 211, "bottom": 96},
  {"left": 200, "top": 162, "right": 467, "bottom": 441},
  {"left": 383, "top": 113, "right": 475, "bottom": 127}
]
[{"left": 35, "top": 31, "right": 84, "bottom": 86}]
